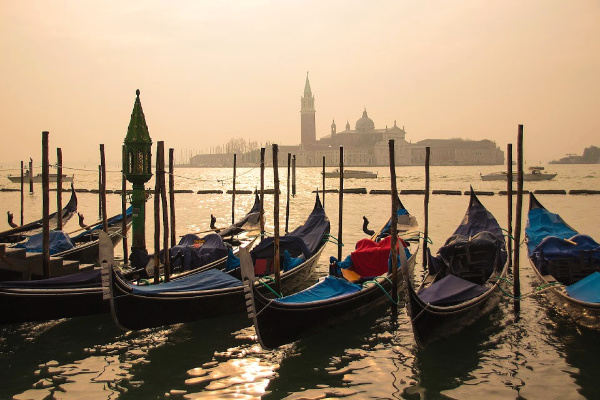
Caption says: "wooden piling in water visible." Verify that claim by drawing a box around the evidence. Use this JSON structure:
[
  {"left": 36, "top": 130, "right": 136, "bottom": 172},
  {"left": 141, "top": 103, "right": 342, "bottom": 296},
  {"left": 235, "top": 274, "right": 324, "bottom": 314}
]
[
  {"left": 322, "top": 156, "right": 326, "bottom": 209},
  {"left": 292, "top": 154, "right": 296, "bottom": 196},
  {"left": 153, "top": 143, "right": 161, "bottom": 284},
  {"left": 389, "top": 140, "right": 399, "bottom": 302},
  {"left": 232, "top": 153, "right": 237, "bottom": 224},
  {"left": 158, "top": 142, "right": 170, "bottom": 282},
  {"left": 513, "top": 126, "right": 524, "bottom": 316},
  {"left": 169, "top": 148, "right": 176, "bottom": 249},
  {"left": 272, "top": 144, "right": 281, "bottom": 293},
  {"left": 507, "top": 144, "right": 513, "bottom": 269},
  {"left": 100, "top": 145, "right": 108, "bottom": 232},
  {"left": 20, "top": 160, "right": 24, "bottom": 225},
  {"left": 42, "top": 132, "right": 50, "bottom": 278},
  {"left": 57, "top": 148, "right": 63, "bottom": 230},
  {"left": 29, "top": 158, "right": 33, "bottom": 193},
  {"left": 338, "top": 146, "right": 344, "bottom": 261},
  {"left": 260, "top": 148, "right": 265, "bottom": 240},
  {"left": 286, "top": 153, "right": 291, "bottom": 234},
  {"left": 121, "top": 145, "right": 129, "bottom": 266},
  {"left": 423, "top": 147, "right": 430, "bottom": 271}
]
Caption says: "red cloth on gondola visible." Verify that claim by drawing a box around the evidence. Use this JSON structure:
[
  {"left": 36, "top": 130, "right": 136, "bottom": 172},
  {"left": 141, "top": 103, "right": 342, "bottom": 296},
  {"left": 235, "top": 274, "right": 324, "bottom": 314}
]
[{"left": 350, "top": 236, "right": 407, "bottom": 277}]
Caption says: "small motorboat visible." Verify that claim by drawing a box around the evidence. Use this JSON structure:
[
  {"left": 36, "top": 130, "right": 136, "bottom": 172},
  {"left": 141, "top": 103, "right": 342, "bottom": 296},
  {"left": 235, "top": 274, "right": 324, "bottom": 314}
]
[
  {"left": 323, "top": 169, "right": 377, "bottom": 179},
  {"left": 8, "top": 170, "right": 74, "bottom": 183},
  {"left": 481, "top": 167, "right": 556, "bottom": 181}
]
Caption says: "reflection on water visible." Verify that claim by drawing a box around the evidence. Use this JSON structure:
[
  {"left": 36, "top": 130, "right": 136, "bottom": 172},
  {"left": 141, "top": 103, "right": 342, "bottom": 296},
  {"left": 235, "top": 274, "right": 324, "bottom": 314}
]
[{"left": 1, "top": 165, "right": 599, "bottom": 399}]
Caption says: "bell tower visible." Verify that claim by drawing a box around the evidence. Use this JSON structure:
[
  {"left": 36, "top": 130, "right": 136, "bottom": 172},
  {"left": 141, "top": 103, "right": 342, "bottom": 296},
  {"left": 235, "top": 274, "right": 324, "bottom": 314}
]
[{"left": 300, "top": 72, "right": 316, "bottom": 148}]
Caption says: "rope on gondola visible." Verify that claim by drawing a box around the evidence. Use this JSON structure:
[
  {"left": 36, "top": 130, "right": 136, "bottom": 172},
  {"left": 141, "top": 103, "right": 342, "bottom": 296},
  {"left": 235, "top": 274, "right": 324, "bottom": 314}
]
[
  {"left": 257, "top": 276, "right": 282, "bottom": 298},
  {"left": 495, "top": 275, "right": 563, "bottom": 300},
  {"left": 362, "top": 276, "right": 399, "bottom": 305},
  {"left": 323, "top": 233, "right": 343, "bottom": 247}
]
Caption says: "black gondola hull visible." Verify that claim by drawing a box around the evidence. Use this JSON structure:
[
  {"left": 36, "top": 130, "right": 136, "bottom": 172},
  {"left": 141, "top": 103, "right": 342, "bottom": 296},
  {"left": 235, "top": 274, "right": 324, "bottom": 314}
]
[{"left": 110, "top": 244, "right": 325, "bottom": 331}]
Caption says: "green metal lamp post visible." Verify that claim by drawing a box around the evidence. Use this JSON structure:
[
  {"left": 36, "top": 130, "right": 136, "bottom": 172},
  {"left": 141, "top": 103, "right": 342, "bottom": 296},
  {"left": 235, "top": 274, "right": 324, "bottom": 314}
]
[{"left": 123, "top": 89, "right": 153, "bottom": 253}]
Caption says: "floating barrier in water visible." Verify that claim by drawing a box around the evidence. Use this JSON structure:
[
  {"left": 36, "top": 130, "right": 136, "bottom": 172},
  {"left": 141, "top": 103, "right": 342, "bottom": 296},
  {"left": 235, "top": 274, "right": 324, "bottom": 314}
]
[
  {"left": 197, "top": 189, "right": 224, "bottom": 194},
  {"left": 253, "top": 189, "right": 280, "bottom": 194},
  {"left": 226, "top": 189, "right": 252, "bottom": 194},
  {"left": 498, "top": 190, "right": 530, "bottom": 195},
  {"left": 533, "top": 189, "right": 567, "bottom": 195},
  {"left": 173, "top": 190, "right": 194, "bottom": 193},
  {"left": 369, "top": 189, "right": 390, "bottom": 195},
  {"left": 464, "top": 190, "right": 494, "bottom": 196},
  {"left": 432, "top": 190, "right": 462, "bottom": 195},
  {"left": 401, "top": 189, "right": 425, "bottom": 195},
  {"left": 569, "top": 189, "right": 600, "bottom": 195}
]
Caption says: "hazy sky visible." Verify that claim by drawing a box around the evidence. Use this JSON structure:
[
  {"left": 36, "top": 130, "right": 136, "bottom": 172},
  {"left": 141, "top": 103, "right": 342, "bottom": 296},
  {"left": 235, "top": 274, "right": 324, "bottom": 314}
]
[{"left": 1, "top": 0, "right": 599, "bottom": 167}]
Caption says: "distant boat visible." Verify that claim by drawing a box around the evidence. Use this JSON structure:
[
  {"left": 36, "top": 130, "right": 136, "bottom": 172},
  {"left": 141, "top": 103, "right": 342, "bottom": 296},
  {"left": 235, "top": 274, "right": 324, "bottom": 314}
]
[
  {"left": 322, "top": 169, "right": 378, "bottom": 179},
  {"left": 7, "top": 171, "right": 74, "bottom": 183},
  {"left": 480, "top": 167, "right": 556, "bottom": 181}
]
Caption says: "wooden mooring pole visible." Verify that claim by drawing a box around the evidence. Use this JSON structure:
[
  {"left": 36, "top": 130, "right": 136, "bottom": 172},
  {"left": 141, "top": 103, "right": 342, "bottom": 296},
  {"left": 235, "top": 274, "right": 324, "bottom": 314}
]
[
  {"left": 513, "top": 126, "right": 524, "bottom": 316},
  {"left": 56, "top": 148, "right": 63, "bottom": 230},
  {"left": 100, "top": 145, "right": 108, "bottom": 232},
  {"left": 423, "top": 147, "right": 430, "bottom": 271},
  {"left": 121, "top": 145, "right": 129, "bottom": 266},
  {"left": 389, "top": 140, "right": 399, "bottom": 302},
  {"left": 153, "top": 143, "right": 161, "bottom": 284},
  {"left": 169, "top": 148, "right": 176, "bottom": 249},
  {"left": 322, "top": 156, "right": 326, "bottom": 209},
  {"left": 507, "top": 143, "right": 513, "bottom": 270},
  {"left": 98, "top": 165, "right": 102, "bottom": 220},
  {"left": 158, "top": 142, "right": 170, "bottom": 282},
  {"left": 260, "top": 148, "right": 265, "bottom": 240},
  {"left": 20, "top": 160, "right": 24, "bottom": 225},
  {"left": 338, "top": 146, "right": 344, "bottom": 261},
  {"left": 285, "top": 153, "right": 291, "bottom": 233},
  {"left": 292, "top": 154, "right": 296, "bottom": 197},
  {"left": 232, "top": 153, "right": 237, "bottom": 224},
  {"left": 29, "top": 158, "right": 33, "bottom": 193},
  {"left": 42, "top": 132, "right": 50, "bottom": 278},
  {"left": 272, "top": 144, "right": 281, "bottom": 293}
]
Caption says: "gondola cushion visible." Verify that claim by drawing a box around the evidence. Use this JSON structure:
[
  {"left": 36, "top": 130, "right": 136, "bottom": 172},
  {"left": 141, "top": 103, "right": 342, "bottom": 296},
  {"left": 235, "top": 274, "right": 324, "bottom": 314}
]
[
  {"left": 170, "top": 233, "right": 229, "bottom": 271},
  {"left": 351, "top": 236, "right": 407, "bottom": 277}
]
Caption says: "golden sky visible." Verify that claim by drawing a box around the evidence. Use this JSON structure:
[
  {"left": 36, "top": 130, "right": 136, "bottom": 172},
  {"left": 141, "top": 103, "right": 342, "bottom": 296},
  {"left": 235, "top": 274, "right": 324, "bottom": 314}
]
[{"left": 1, "top": 0, "right": 598, "bottom": 166}]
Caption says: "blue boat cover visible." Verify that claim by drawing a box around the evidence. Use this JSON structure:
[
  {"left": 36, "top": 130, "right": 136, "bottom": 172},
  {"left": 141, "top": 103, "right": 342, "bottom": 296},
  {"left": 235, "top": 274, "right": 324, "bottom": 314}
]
[
  {"left": 566, "top": 272, "right": 600, "bottom": 303},
  {"left": 251, "top": 194, "right": 330, "bottom": 260},
  {"left": 376, "top": 208, "right": 408, "bottom": 241},
  {"left": 275, "top": 276, "right": 361, "bottom": 304},
  {"left": 225, "top": 249, "right": 241, "bottom": 271},
  {"left": 131, "top": 269, "right": 242, "bottom": 295},
  {"left": 0, "top": 269, "right": 102, "bottom": 289},
  {"left": 533, "top": 234, "right": 600, "bottom": 262},
  {"left": 15, "top": 230, "right": 75, "bottom": 255},
  {"left": 72, "top": 206, "right": 133, "bottom": 241},
  {"left": 283, "top": 250, "right": 305, "bottom": 272},
  {"left": 526, "top": 207, "right": 578, "bottom": 256},
  {"left": 417, "top": 274, "right": 487, "bottom": 305},
  {"left": 170, "top": 233, "right": 229, "bottom": 271}
]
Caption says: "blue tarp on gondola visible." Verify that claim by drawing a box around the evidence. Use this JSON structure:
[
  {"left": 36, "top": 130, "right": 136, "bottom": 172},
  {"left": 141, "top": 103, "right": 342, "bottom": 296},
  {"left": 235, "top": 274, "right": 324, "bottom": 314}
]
[
  {"left": 131, "top": 269, "right": 241, "bottom": 295},
  {"left": 15, "top": 230, "right": 75, "bottom": 255},
  {"left": 417, "top": 274, "right": 487, "bottom": 305},
  {"left": 566, "top": 272, "right": 600, "bottom": 303},
  {"left": 526, "top": 207, "right": 578, "bottom": 256},
  {"left": 533, "top": 234, "right": 600, "bottom": 261},
  {"left": 0, "top": 269, "right": 102, "bottom": 289},
  {"left": 170, "top": 233, "right": 229, "bottom": 271},
  {"left": 251, "top": 195, "right": 330, "bottom": 260},
  {"left": 275, "top": 276, "right": 361, "bottom": 304}
]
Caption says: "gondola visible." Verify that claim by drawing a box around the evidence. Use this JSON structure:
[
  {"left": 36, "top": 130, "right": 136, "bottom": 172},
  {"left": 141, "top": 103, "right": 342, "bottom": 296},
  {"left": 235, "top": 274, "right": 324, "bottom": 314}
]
[
  {"left": 405, "top": 188, "right": 508, "bottom": 347},
  {"left": 105, "top": 193, "right": 330, "bottom": 331},
  {"left": 0, "top": 197, "right": 261, "bottom": 325},
  {"left": 12, "top": 207, "right": 133, "bottom": 265},
  {"left": 242, "top": 198, "right": 419, "bottom": 349},
  {"left": 0, "top": 185, "right": 78, "bottom": 243},
  {"left": 526, "top": 194, "right": 600, "bottom": 329}
]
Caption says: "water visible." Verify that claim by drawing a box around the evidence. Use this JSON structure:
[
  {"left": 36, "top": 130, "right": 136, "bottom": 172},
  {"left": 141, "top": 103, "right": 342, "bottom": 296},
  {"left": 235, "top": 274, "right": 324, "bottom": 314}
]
[{"left": 0, "top": 164, "right": 599, "bottom": 399}]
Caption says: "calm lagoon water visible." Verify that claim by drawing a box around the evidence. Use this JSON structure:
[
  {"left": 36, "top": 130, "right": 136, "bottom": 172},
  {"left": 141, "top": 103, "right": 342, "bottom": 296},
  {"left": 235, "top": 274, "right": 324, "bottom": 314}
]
[{"left": 0, "top": 164, "right": 599, "bottom": 399}]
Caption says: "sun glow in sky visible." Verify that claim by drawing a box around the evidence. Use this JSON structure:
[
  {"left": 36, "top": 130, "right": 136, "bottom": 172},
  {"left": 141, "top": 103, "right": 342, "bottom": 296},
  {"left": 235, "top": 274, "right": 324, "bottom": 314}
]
[{"left": 1, "top": 0, "right": 598, "bottom": 166}]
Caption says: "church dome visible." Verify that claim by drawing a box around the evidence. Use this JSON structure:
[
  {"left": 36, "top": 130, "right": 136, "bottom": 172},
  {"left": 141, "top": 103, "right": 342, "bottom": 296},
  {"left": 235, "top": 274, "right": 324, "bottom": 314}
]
[{"left": 355, "top": 109, "right": 375, "bottom": 132}]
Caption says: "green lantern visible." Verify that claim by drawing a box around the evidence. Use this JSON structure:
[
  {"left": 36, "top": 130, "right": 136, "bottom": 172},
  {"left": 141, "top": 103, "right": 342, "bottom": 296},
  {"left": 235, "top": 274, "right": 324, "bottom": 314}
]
[{"left": 123, "top": 89, "right": 153, "bottom": 253}]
